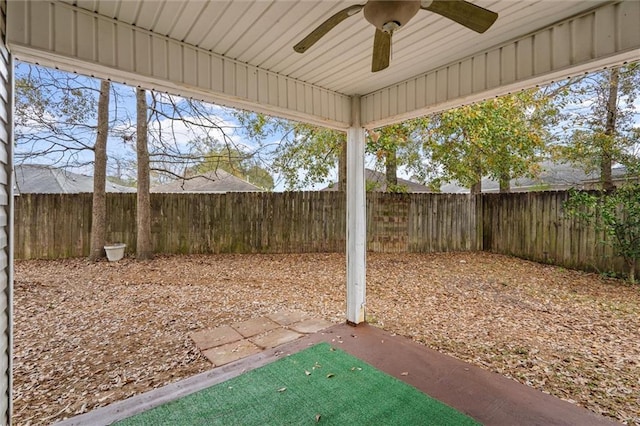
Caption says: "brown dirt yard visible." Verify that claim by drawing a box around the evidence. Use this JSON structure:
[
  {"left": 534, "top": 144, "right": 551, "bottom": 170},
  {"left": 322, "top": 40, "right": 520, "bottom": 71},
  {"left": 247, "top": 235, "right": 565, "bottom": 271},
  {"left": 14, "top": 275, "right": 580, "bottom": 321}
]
[{"left": 13, "top": 252, "right": 640, "bottom": 425}]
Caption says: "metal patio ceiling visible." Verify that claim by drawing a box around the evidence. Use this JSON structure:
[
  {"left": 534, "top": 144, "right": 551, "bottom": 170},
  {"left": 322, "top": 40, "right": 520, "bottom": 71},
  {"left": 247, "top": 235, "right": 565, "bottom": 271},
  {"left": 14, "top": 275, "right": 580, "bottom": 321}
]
[
  {"left": 58, "top": 1, "right": 631, "bottom": 95},
  {"left": 7, "top": 1, "right": 640, "bottom": 128}
]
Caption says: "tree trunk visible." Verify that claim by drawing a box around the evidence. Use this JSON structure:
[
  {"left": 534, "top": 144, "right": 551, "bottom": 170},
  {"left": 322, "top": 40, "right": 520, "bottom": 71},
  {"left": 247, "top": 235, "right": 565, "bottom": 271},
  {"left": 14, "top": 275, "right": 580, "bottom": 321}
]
[
  {"left": 136, "top": 88, "right": 153, "bottom": 260},
  {"left": 470, "top": 164, "right": 482, "bottom": 195},
  {"left": 89, "top": 80, "right": 110, "bottom": 261},
  {"left": 470, "top": 181, "right": 482, "bottom": 195},
  {"left": 385, "top": 147, "right": 398, "bottom": 191},
  {"left": 338, "top": 137, "right": 347, "bottom": 192},
  {"left": 628, "top": 258, "right": 637, "bottom": 284},
  {"left": 601, "top": 68, "right": 619, "bottom": 192},
  {"left": 499, "top": 175, "right": 510, "bottom": 193}
]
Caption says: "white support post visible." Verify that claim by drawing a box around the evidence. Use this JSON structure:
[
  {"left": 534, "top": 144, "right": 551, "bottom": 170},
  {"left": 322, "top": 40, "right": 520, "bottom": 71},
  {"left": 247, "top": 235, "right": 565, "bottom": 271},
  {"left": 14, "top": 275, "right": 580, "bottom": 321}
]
[{"left": 346, "top": 96, "right": 366, "bottom": 325}]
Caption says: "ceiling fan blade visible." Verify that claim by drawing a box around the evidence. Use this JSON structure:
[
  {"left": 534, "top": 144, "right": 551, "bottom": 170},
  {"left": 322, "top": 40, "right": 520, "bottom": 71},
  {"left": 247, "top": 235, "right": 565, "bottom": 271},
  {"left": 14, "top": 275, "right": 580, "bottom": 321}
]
[
  {"left": 294, "top": 4, "right": 365, "bottom": 53},
  {"left": 372, "top": 29, "right": 391, "bottom": 72},
  {"left": 421, "top": 0, "right": 498, "bottom": 33}
]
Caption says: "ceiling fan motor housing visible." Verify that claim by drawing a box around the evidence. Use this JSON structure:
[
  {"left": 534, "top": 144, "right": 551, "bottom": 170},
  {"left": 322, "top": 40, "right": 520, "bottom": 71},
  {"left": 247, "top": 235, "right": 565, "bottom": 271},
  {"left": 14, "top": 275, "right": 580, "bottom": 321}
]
[{"left": 363, "top": 0, "right": 421, "bottom": 32}]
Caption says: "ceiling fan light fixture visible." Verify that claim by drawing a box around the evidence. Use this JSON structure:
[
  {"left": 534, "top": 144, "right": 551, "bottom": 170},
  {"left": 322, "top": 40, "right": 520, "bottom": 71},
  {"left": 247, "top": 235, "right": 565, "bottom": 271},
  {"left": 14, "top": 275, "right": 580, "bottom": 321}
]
[
  {"left": 363, "top": 1, "right": 421, "bottom": 31},
  {"left": 382, "top": 21, "right": 400, "bottom": 33},
  {"left": 293, "top": 0, "right": 498, "bottom": 72}
]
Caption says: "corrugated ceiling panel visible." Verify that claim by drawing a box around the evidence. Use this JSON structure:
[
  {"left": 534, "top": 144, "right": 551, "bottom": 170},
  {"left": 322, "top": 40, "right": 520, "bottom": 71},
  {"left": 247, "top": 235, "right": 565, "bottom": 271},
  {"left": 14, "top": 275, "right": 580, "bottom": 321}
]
[
  {"left": 196, "top": 2, "right": 253, "bottom": 51},
  {"left": 183, "top": 2, "right": 229, "bottom": 47},
  {"left": 55, "top": 0, "right": 630, "bottom": 98},
  {"left": 12, "top": 0, "right": 639, "bottom": 130},
  {"left": 213, "top": 1, "right": 272, "bottom": 55},
  {"left": 248, "top": 2, "right": 335, "bottom": 67},
  {"left": 8, "top": 1, "right": 353, "bottom": 128},
  {"left": 150, "top": 1, "right": 187, "bottom": 36},
  {"left": 134, "top": 0, "right": 163, "bottom": 31},
  {"left": 238, "top": 1, "right": 323, "bottom": 65},
  {"left": 237, "top": 2, "right": 316, "bottom": 61},
  {"left": 168, "top": 1, "right": 209, "bottom": 43},
  {"left": 96, "top": 0, "right": 118, "bottom": 19},
  {"left": 619, "top": 0, "right": 640, "bottom": 51},
  {"left": 74, "top": 0, "right": 97, "bottom": 13},
  {"left": 327, "top": 1, "right": 587, "bottom": 95},
  {"left": 361, "top": 1, "right": 640, "bottom": 128},
  {"left": 115, "top": 0, "right": 141, "bottom": 25}
]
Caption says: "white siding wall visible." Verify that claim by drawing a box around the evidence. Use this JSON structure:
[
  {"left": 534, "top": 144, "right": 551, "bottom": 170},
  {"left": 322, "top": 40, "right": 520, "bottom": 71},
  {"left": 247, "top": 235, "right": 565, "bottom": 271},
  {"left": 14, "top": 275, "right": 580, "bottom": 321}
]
[
  {"left": 361, "top": 1, "right": 640, "bottom": 128},
  {"left": 0, "top": 0, "right": 11, "bottom": 423}
]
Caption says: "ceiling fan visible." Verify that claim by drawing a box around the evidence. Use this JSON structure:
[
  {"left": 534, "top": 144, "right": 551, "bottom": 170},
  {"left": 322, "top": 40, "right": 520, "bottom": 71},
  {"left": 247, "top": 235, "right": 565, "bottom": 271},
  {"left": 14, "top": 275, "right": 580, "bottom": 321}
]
[{"left": 293, "top": 1, "right": 498, "bottom": 72}]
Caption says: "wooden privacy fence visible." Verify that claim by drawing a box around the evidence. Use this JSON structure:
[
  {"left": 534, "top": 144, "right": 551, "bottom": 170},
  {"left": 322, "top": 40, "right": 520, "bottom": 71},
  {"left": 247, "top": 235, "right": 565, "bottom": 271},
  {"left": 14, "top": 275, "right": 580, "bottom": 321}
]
[
  {"left": 14, "top": 191, "right": 627, "bottom": 276},
  {"left": 367, "top": 192, "right": 479, "bottom": 253},
  {"left": 482, "top": 191, "right": 625, "bottom": 276},
  {"left": 14, "top": 192, "right": 477, "bottom": 259}
]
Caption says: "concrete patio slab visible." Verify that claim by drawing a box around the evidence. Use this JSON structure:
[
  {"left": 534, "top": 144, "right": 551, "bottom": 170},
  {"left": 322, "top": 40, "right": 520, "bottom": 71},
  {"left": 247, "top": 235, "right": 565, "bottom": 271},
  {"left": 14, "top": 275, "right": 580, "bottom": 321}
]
[
  {"left": 266, "top": 310, "right": 309, "bottom": 326},
  {"left": 201, "top": 340, "right": 261, "bottom": 367},
  {"left": 231, "top": 317, "right": 280, "bottom": 338},
  {"left": 189, "top": 325, "right": 244, "bottom": 350},
  {"left": 250, "top": 328, "right": 303, "bottom": 349},
  {"left": 289, "top": 318, "right": 334, "bottom": 334}
]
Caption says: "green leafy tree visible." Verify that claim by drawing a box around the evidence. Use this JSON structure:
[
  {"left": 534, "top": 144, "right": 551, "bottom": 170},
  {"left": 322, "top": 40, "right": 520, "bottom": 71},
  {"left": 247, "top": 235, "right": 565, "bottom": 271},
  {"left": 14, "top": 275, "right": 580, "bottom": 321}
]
[
  {"left": 561, "top": 63, "right": 640, "bottom": 283},
  {"left": 237, "top": 89, "right": 556, "bottom": 193},
  {"left": 367, "top": 119, "right": 429, "bottom": 192},
  {"left": 420, "top": 89, "right": 555, "bottom": 194},
  {"left": 190, "top": 137, "right": 274, "bottom": 190},
  {"left": 235, "top": 112, "right": 346, "bottom": 191},
  {"left": 553, "top": 63, "right": 640, "bottom": 189},
  {"left": 236, "top": 112, "right": 427, "bottom": 192}
]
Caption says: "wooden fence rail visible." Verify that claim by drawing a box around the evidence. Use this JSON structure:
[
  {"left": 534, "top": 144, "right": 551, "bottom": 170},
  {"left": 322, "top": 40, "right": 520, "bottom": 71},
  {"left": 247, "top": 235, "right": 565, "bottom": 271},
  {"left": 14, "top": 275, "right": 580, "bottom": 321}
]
[{"left": 13, "top": 191, "right": 628, "bottom": 277}]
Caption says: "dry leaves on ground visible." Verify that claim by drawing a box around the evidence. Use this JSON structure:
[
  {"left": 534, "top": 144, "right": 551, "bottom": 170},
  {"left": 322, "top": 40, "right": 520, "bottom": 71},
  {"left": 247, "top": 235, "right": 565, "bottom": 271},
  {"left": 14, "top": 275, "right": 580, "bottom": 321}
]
[{"left": 13, "top": 252, "right": 640, "bottom": 425}]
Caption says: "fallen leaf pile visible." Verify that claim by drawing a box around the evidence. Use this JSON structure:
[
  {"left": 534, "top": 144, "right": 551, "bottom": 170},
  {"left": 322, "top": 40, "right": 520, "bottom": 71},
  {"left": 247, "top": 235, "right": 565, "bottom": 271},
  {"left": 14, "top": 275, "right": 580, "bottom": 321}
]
[{"left": 13, "top": 252, "right": 640, "bottom": 425}]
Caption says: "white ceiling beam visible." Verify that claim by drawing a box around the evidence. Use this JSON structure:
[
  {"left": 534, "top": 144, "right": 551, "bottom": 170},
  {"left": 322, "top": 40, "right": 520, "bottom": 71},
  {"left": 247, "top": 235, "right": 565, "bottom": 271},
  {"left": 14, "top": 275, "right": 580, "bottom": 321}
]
[
  {"left": 6, "top": 1, "right": 353, "bottom": 130},
  {"left": 361, "top": 1, "right": 640, "bottom": 129}
]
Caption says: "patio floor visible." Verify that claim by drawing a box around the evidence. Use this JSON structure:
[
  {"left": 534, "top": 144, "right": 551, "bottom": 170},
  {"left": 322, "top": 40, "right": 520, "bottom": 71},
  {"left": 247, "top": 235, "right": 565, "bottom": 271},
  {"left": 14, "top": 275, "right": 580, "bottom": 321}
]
[
  {"left": 56, "top": 320, "right": 616, "bottom": 426},
  {"left": 188, "top": 310, "right": 334, "bottom": 366}
]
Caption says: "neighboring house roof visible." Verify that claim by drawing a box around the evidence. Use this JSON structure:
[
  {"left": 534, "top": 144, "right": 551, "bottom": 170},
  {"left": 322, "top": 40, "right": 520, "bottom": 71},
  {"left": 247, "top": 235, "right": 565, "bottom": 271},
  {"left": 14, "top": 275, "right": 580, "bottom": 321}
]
[
  {"left": 14, "top": 164, "right": 135, "bottom": 194},
  {"left": 439, "top": 161, "right": 629, "bottom": 193},
  {"left": 151, "top": 170, "right": 263, "bottom": 193},
  {"left": 323, "top": 168, "right": 431, "bottom": 193}
]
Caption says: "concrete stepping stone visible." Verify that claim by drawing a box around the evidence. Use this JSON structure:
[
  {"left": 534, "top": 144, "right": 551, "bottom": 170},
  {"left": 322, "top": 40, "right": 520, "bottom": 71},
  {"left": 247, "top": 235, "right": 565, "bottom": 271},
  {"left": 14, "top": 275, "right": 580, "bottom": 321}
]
[
  {"left": 250, "top": 328, "right": 303, "bottom": 349},
  {"left": 231, "top": 317, "right": 280, "bottom": 338},
  {"left": 190, "top": 325, "right": 244, "bottom": 350},
  {"left": 202, "top": 340, "right": 261, "bottom": 367},
  {"left": 289, "top": 319, "right": 334, "bottom": 334},
  {"left": 267, "top": 310, "right": 309, "bottom": 326}
]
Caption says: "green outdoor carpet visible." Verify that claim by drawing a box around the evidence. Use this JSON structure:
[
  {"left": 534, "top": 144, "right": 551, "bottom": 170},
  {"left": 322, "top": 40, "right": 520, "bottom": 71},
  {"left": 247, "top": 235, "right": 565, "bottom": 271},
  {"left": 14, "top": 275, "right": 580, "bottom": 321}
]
[{"left": 117, "top": 343, "right": 480, "bottom": 425}]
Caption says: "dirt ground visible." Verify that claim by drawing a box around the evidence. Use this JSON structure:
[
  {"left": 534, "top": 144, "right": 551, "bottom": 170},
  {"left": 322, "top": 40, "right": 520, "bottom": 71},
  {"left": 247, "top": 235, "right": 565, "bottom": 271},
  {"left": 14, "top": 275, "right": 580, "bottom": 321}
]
[{"left": 13, "top": 252, "right": 640, "bottom": 425}]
